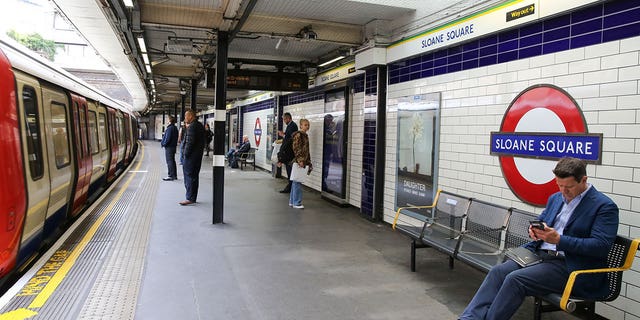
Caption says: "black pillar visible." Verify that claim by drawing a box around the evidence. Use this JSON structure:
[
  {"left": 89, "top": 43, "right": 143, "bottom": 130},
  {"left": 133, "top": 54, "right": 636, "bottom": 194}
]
[
  {"left": 180, "top": 92, "right": 186, "bottom": 125},
  {"left": 162, "top": 111, "right": 166, "bottom": 132},
  {"left": 213, "top": 31, "right": 228, "bottom": 224},
  {"left": 191, "top": 78, "right": 198, "bottom": 112},
  {"left": 373, "top": 65, "right": 387, "bottom": 221}
]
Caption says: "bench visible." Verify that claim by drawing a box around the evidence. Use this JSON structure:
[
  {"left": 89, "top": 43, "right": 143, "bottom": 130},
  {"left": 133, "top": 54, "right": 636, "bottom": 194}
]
[
  {"left": 393, "top": 190, "right": 640, "bottom": 319},
  {"left": 392, "top": 190, "right": 472, "bottom": 271},
  {"left": 238, "top": 148, "right": 256, "bottom": 170}
]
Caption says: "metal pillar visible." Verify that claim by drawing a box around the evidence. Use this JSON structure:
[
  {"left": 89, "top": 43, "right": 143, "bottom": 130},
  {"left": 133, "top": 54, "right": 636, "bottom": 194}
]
[
  {"left": 191, "top": 78, "right": 198, "bottom": 112},
  {"left": 373, "top": 65, "right": 387, "bottom": 221},
  {"left": 212, "top": 31, "right": 228, "bottom": 224},
  {"left": 180, "top": 91, "right": 186, "bottom": 125}
]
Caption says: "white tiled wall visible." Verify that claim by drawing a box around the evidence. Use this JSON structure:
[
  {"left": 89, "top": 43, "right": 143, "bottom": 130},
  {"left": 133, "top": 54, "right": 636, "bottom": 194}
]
[
  {"left": 383, "top": 36, "right": 640, "bottom": 320},
  {"left": 242, "top": 109, "right": 273, "bottom": 170},
  {"left": 349, "top": 90, "right": 365, "bottom": 208}
]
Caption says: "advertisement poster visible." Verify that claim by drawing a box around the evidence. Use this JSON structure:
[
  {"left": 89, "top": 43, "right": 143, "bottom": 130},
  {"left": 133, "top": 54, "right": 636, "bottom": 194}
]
[{"left": 395, "top": 93, "right": 440, "bottom": 210}]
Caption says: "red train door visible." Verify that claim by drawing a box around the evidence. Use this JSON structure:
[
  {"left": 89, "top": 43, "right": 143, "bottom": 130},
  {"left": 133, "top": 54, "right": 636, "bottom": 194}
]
[
  {"left": 123, "top": 113, "right": 131, "bottom": 165},
  {"left": 69, "top": 94, "right": 92, "bottom": 217},
  {"left": 106, "top": 108, "right": 119, "bottom": 182}
]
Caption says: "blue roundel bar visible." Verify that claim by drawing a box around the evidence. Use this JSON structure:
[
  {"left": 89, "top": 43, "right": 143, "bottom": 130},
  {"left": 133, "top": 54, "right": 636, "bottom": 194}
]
[{"left": 490, "top": 132, "right": 602, "bottom": 163}]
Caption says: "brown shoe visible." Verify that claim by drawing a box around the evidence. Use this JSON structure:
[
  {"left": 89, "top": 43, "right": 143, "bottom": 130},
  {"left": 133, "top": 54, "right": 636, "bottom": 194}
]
[{"left": 179, "top": 200, "right": 195, "bottom": 206}]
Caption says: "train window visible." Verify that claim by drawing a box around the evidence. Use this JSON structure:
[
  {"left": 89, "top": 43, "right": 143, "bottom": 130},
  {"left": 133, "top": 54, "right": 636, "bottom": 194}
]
[
  {"left": 22, "top": 86, "right": 44, "bottom": 180},
  {"left": 98, "top": 113, "right": 107, "bottom": 151},
  {"left": 88, "top": 110, "right": 99, "bottom": 154},
  {"left": 51, "top": 103, "right": 70, "bottom": 168}
]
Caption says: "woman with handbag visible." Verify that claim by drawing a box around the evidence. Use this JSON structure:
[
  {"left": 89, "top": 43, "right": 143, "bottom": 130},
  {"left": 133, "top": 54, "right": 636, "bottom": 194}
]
[{"left": 289, "top": 118, "right": 312, "bottom": 209}]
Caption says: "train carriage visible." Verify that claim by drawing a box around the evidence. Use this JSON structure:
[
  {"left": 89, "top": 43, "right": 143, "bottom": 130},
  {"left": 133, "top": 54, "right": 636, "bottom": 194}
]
[{"left": 0, "top": 36, "right": 137, "bottom": 281}]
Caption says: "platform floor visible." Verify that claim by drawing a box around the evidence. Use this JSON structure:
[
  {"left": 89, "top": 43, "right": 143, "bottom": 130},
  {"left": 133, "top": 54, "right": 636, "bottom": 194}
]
[{"left": 0, "top": 141, "right": 577, "bottom": 320}]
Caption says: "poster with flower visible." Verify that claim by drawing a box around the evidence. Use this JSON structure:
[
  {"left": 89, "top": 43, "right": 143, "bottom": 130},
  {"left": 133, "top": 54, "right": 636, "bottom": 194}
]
[{"left": 395, "top": 93, "right": 440, "bottom": 210}]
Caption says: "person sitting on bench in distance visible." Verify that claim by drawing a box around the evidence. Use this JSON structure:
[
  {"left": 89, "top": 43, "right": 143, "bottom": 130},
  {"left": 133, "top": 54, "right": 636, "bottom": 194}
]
[
  {"left": 460, "top": 156, "right": 619, "bottom": 320},
  {"left": 227, "top": 135, "right": 251, "bottom": 168}
]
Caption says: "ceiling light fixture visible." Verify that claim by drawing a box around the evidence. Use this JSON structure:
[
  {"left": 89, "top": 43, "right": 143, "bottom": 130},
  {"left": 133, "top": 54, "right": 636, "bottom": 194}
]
[
  {"left": 275, "top": 38, "right": 283, "bottom": 50},
  {"left": 318, "top": 55, "right": 345, "bottom": 67},
  {"left": 122, "top": 0, "right": 134, "bottom": 8},
  {"left": 137, "top": 36, "right": 147, "bottom": 53}
]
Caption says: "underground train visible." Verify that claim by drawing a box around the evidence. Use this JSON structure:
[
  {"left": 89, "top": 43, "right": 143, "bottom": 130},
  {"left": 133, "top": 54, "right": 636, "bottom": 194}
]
[{"left": 0, "top": 37, "right": 138, "bottom": 282}]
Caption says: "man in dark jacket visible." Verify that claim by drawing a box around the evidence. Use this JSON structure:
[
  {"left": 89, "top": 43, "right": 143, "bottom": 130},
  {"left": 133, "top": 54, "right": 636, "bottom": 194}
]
[
  {"left": 460, "top": 157, "right": 619, "bottom": 320},
  {"left": 278, "top": 112, "right": 298, "bottom": 193},
  {"left": 180, "top": 109, "right": 205, "bottom": 205},
  {"left": 229, "top": 135, "right": 251, "bottom": 168},
  {"left": 160, "top": 115, "right": 178, "bottom": 181}
]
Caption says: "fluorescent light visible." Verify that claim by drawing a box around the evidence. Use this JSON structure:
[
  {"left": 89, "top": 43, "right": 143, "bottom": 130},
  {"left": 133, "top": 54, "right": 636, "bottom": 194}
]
[
  {"left": 137, "top": 37, "right": 147, "bottom": 53},
  {"left": 318, "top": 55, "right": 345, "bottom": 67},
  {"left": 145, "top": 64, "right": 151, "bottom": 73},
  {"left": 123, "top": 0, "right": 134, "bottom": 7},
  {"left": 275, "top": 38, "right": 283, "bottom": 50},
  {"left": 142, "top": 53, "right": 150, "bottom": 64},
  {"left": 149, "top": 79, "right": 155, "bottom": 86}
]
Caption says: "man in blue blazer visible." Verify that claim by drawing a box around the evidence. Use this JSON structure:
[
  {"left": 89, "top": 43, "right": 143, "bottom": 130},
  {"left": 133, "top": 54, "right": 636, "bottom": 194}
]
[{"left": 460, "top": 157, "right": 619, "bottom": 320}]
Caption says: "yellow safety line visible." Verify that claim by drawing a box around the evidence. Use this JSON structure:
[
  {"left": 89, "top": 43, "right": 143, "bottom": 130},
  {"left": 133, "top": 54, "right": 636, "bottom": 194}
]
[{"left": 27, "top": 143, "right": 144, "bottom": 310}]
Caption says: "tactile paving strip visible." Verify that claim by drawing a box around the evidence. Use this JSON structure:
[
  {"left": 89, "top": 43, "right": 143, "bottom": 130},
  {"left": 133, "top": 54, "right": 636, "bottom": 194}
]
[{"left": 78, "top": 146, "right": 160, "bottom": 320}]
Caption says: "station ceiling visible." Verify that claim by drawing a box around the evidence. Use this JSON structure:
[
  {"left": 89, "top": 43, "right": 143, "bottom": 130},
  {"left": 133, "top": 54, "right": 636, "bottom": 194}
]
[{"left": 52, "top": 0, "right": 502, "bottom": 114}]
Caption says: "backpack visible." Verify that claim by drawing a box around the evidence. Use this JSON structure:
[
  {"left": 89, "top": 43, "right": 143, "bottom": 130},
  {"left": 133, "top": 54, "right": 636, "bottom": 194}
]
[{"left": 277, "top": 133, "right": 296, "bottom": 164}]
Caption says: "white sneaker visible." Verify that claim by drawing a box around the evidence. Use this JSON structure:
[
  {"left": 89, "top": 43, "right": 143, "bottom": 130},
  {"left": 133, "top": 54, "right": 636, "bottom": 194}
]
[
  {"left": 288, "top": 203, "right": 293, "bottom": 207},
  {"left": 293, "top": 205, "right": 304, "bottom": 209}
]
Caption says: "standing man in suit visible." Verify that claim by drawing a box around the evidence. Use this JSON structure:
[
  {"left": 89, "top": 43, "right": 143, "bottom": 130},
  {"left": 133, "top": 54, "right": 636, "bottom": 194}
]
[
  {"left": 278, "top": 112, "right": 298, "bottom": 193},
  {"left": 460, "top": 157, "right": 619, "bottom": 320},
  {"left": 180, "top": 109, "right": 205, "bottom": 206},
  {"left": 161, "top": 115, "right": 178, "bottom": 181}
]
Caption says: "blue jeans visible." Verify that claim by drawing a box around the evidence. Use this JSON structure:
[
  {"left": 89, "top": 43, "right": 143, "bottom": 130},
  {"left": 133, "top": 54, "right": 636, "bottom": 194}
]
[
  {"left": 289, "top": 181, "right": 303, "bottom": 206},
  {"left": 460, "top": 255, "right": 568, "bottom": 320}
]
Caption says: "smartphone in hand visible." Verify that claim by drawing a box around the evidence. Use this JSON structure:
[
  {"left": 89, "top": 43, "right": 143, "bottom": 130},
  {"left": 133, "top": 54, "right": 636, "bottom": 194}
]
[{"left": 529, "top": 220, "right": 545, "bottom": 230}]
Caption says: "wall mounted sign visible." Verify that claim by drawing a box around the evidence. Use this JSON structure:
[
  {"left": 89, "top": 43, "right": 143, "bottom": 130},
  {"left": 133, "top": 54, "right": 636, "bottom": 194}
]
[
  {"left": 490, "top": 84, "right": 602, "bottom": 206},
  {"left": 254, "top": 117, "right": 262, "bottom": 147}
]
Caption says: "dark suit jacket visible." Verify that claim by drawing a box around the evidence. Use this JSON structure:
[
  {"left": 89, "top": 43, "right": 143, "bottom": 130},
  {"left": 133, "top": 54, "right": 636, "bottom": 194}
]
[
  {"left": 283, "top": 120, "right": 298, "bottom": 142},
  {"left": 161, "top": 124, "right": 178, "bottom": 148},
  {"left": 236, "top": 141, "right": 251, "bottom": 154},
  {"left": 183, "top": 120, "right": 205, "bottom": 161},
  {"left": 524, "top": 186, "right": 619, "bottom": 298}
]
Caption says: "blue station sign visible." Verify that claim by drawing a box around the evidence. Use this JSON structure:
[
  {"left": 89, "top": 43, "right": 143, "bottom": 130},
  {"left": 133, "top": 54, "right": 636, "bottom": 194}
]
[{"left": 490, "top": 132, "right": 602, "bottom": 162}]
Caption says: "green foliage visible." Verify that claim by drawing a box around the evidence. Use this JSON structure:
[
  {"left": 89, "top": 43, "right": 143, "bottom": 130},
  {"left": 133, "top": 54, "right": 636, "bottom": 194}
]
[{"left": 6, "top": 29, "right": 59, "bottom": 61}]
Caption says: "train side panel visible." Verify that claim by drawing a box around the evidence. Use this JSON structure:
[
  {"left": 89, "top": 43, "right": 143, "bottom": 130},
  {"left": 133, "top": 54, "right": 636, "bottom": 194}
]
[
  {"left": 0, "top": 49, "right": 26, "bottom": 278},
  {"left": 13, "top": 72, "right": 51, "bottom": 268},
  {"left": 40, "top": 84, "right": 74, "bottom": 235},
  {"left": 87, "top": 102, "right": 109, "bottom": 197},
  {"left": 68, "top": 94, "right": 92, "bottom": 217}
]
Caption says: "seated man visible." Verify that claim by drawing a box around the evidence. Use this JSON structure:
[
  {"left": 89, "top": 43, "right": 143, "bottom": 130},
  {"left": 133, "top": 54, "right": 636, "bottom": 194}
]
[
  {"left": 229, "top": 135, "right": 251, "bottom": 168},
  {"left": 460, "top": 157, "right": 619, "bottom": 320}
]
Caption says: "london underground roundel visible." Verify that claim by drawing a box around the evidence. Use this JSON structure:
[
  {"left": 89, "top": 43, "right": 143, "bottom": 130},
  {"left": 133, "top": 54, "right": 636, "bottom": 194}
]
[
  {"left": 254, "top": 117, "right": 262, "bottom": 147},
  {"left": 491, "top": 84, "right": 601, "bottom": 206}
]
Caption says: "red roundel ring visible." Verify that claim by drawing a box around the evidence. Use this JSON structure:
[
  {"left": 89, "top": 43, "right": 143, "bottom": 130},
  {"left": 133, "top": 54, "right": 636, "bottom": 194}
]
[
  {"left": 499, "top": 84, "right": 587, "bottom": 206},
  {"left": 254, "top": 117, "right": 262, "bottom": 147}
]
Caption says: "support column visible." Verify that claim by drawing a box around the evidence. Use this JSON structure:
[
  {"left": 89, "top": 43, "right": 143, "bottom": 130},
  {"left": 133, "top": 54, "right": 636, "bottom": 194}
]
[
  {"left": 180, "top": 92, "right": 186, "bottom": 125},
  {"left": 191, "top": 78, "right": 198, "bottom": 112},
  {"left": 212, "top": 31, "right": 228, "bottom": 224},
  {"left": 373, "top": 65, "right": 387, "bottom": 221}
]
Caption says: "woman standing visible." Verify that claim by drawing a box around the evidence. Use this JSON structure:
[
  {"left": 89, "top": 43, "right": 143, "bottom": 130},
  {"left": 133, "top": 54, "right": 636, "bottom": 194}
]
[{"left": 290, "top": 119, "right": 312, "bottom": 209}]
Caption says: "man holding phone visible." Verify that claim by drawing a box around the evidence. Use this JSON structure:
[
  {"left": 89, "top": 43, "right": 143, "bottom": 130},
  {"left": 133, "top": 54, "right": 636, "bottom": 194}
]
[{"left": 460, "top": 157, "right": 619, "bottom": 320}]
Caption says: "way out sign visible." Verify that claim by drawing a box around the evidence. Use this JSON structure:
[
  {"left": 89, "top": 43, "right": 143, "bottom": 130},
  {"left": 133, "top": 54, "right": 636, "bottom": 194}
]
[{"left": 490, "top": 84, "right": 602, "bottom": 206}]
